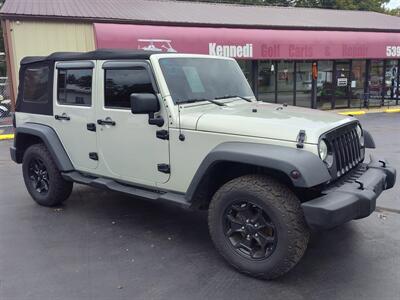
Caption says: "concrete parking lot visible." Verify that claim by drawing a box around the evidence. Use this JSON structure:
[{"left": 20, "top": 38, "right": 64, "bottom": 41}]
[{"left": 0, "top": 113, "right": 399, "bottom": 300}]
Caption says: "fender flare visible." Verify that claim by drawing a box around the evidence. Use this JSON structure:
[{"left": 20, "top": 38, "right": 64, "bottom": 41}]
[
  {"left": 363, "top": 130, "right": 375, "bottom": 149},
  {"left": 185, "top": 142, "right": 331, "bottom": 202},
  {"left": 13, "top": 123, "right": 74, "bottom": 171}
]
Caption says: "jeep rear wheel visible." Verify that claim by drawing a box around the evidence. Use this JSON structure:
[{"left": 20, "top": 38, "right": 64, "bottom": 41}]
[
  {"left": 208, "top": 174, "right": 310, "bottom": 280},
  {"left": 22, "top": 144, "right": 73, "bottom": 206}
]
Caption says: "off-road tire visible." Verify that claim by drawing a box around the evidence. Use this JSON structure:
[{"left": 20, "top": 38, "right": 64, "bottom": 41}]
[
  {"left": 22, "top": 143, "right": 73, "bottom": 206},
  {"left": 208, "top": 174, "right": 310, "bottom": 280}
]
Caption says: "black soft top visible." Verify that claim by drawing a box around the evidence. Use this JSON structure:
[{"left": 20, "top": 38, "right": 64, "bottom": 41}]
[{"left": 20, "top": 49, "right": 162, "bottom": 65}]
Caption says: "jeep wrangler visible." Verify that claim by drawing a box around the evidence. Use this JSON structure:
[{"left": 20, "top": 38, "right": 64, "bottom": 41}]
[{"left": 11, "top": 49, "right": 396, "bottom": 279}]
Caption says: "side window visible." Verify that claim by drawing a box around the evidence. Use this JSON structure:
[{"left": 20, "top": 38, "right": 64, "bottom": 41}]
[
  {"left": 23, "top": 66, "right": 50, "bottom": 103},
  {"left": 57, "top": 69, "right": 92, "bottom": 106},
  {"left": 104, "top": 68, "right": 154, "bottom": 109}
]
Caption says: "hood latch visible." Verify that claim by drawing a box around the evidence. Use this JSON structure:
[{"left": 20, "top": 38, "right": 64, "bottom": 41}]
[{"left": 296, "top": 130, "right": 306, "bottom": 149}]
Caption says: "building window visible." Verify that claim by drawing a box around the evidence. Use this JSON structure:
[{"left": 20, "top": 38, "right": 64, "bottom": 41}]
[
  {"left": 369, "top": 60, "right": 384, "bottom": 106},
  {"left": 384, "top": 60, "right": 398, "bottom": 104},
  {"left": 350, "top": 60, "right": 366, "bottom": 108},
  {"left": 277, "top": 61, "right": 294, "bottom": 105},
  {"left": 23, "top": 66, "right": 50, "bottom": 103},
  {"left": 316, "top": 61, "right": 333, "bottom": 110},
  {"left": 58, "top": 69, "right": 92, "bottom": 106},
  {"left": 295, "top": 62, "right": 312, "bottom": 108},
  {"left": 257, "top": 61, "right": 275, "bottom": 102},
  {"left": 104, "top": 68, "right": 154, "bottom": 109},
  {"left": 237, "top": 60, "right": 253, "bottom": 90}
]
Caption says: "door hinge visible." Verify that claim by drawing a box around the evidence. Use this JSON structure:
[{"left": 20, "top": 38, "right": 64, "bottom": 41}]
[
  {"left": 156, "top": 130, "right": 169, "bottom": 140},
  {"left": 87, "top": 123, "right": 96, "bottom": 132},
  {"left": 89, "top": 152, "right": 98, "bottom": 161},
  {"left": 157, "top": 163, "right": 170, "bottom": 174}
]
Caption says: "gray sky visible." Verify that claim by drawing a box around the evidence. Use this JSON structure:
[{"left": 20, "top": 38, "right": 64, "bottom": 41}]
[{"left": 387, "top": 0, "right": 400, "bottom": 9}]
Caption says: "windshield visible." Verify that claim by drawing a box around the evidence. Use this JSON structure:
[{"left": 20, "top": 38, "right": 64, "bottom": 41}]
[{"left": 159, "top": 57, "right": 254, "bottom": 104}]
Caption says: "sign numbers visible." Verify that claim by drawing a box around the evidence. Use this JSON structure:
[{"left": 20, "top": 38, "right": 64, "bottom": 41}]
[{"left": 386, "top": 46, "right": 400, "bottom": 57}]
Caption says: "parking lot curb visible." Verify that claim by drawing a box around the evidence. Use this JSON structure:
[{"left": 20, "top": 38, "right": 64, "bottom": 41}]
[
  {"left": 385, "top": 108, "right": 400, "bottom": 113},
  {"left": 338, "top": 111, "right": 366, "bottom": 116},
  {"left": 0, "top": 134, "right": 14, "bottom": 140}
]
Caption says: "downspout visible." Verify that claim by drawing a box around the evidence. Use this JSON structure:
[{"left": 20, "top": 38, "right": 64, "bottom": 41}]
[{"left": 1, "top": 19, "right": 17, "bottom": 110}]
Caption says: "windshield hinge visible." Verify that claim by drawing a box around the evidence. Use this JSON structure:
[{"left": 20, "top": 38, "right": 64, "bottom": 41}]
[{"left": 296, "top": 130, "right": 306, "bottom": 149}]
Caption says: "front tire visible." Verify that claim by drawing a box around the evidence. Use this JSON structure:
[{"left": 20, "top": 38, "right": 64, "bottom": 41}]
[
  {"left": 208, "top": 174, "right": 309, "bottom": 280},
  {"left": 22, "top": 143, "right": 73, "bottom": 206}
]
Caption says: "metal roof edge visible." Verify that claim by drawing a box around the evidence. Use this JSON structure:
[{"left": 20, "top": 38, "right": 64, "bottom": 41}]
[{"left": 1, "top": 14, "right": 400, "bottom": 33}]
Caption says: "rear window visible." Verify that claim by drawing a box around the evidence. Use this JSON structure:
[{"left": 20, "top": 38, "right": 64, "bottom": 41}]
[
  {"left": 57, "top": 69, "right": 92, "bottom": 106},
  {"left": 23, "top": 66, "right": 50, "bottom": 103}
]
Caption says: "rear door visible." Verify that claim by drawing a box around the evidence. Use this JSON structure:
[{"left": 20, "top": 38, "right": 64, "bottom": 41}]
[{"left": 52, "top": 61, "right": 98, "bottom": 172}]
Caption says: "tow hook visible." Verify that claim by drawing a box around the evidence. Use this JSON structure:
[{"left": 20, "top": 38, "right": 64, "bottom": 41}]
[
  {"left": 379, "top": 160, "right": 387, "bottom": 168},
  {"left": 355, "top": 180, "right": 364, "bottom": 190}
]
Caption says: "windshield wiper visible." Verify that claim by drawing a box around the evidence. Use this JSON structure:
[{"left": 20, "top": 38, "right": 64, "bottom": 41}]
[
  {"left": 178, "top": 98, "right": 226, "bottom": 106},
  {"left": 214, "top": 95, "right": 253, "bottom": 102}
]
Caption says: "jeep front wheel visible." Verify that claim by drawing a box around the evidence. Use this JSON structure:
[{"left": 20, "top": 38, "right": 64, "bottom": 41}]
[
  {"left": 22, "top": 143, "right": 73, "bottom": 206},
  {"left": 208, "top": 174, "right": 310, "bottom": 279}
]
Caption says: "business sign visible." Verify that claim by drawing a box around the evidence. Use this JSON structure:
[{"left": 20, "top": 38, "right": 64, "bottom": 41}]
[
  {"left": 208, "top": 43, "right": 253, "bottom": 58},
  {"left": 337, "top": 78, "right": 348, "bottom": 87},
  {"left": 386, "top": 45, "right": 400, "bottom": 57},
  {"left": 94, "top": 23, "right": 400, "bottom": 60}
]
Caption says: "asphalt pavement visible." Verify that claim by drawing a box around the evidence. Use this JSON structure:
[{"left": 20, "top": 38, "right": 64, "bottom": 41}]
[{"left": 0, "top": 113, "right": 399, "bottom": 300}]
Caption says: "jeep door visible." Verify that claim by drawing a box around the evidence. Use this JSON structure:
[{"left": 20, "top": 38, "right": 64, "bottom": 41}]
[
  {"left": 53, "top": 61, "right": 98, "bottom": 171},
  {"left": 95, "top": 61, "right": 170, "bottom": 185}
]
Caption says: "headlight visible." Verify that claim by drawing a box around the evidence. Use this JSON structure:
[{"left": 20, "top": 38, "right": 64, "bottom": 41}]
[
  {"left": 356, "top": 124, "right": 364, "bottom": 147},
  {"left": 318, "top": 139, "right": 328, "bottom": 161}
]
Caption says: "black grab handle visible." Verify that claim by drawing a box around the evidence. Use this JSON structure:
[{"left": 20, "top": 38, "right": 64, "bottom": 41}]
[
  {"left": 97, "top": 119, "right": 116, "bottom": 126},
  {"left": 55, "top": 114, "right": 70, "bottom": 121}
]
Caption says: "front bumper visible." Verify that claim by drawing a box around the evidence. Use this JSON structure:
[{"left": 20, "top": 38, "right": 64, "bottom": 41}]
[{"left": 302, "top": 158, "right": 396, "bottom": 230}]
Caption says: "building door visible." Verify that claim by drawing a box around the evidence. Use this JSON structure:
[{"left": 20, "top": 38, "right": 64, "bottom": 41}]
[
  {"left": 333, "top": 61, "right": 351, "bottom": 108},
  {"left": 384, "top": 60, "right": 399, "bottom": 105}
]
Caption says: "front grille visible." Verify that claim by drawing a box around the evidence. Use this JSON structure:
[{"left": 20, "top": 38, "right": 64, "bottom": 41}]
[{"left": 322, "top": 122, "right": 365, "bottom": 180}]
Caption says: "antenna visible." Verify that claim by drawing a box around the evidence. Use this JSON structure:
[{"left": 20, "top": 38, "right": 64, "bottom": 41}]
[{"left": 178, "top": 105, "right": 185, "bottom": 141}]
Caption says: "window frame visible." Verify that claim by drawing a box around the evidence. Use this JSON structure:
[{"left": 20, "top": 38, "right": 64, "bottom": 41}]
[{"left": 102, "top": 60, "right": 159, "bottom": 110}]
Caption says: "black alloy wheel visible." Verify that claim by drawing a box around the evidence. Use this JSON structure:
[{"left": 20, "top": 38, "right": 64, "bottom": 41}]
[
  {"left": 22, "top": 143, "right": 73, "bottom": 206},
  {"left": 224, "top": 201, "right": 277, "bottom": 260},
  {"left": 28, "top": 158, "right": 50, "bottom": 194},
  {"left": 208, "top": 174, "right": 310, "bottom": 279}
]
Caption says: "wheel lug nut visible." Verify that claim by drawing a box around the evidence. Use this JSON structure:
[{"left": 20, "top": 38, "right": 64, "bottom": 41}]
[
  {"left": 246, "top": 235, "right": 250, "bottom": 239},
  {"left": 254, "top": 224, "right": 258, "bottom": 227},
  {"left": 241, "top": 226, "right": 244, "bottom": 230},
  {"left": 246, "top": 219, "right": 249, "bottom": 223},
  {"left": 255, "top": 233, "right": 258, "bottom": 237}
]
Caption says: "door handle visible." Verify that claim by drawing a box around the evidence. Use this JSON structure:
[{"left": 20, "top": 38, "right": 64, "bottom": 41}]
[
  {"left": 55, "top": 113, "right": 70, "bottom": 121},
  {"left": 97, "top": 118, "right": 116, "bottom": 126}
]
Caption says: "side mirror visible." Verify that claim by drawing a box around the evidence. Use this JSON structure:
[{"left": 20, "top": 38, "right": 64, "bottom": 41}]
[
  {"left": 130, "top": 93, "right": 164, "bottom": 127},
  {"left": 130, "top": 93, "right": 160, "bottom": 114}
]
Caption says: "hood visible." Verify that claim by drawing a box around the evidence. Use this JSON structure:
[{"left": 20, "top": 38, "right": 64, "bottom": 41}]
[{"left": 179, "top": 101, "right": 355, "bottom": 144}]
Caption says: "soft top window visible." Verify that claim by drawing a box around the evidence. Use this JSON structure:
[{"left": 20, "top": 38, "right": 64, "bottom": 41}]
[{"left": 23, "top": 66, "right": 50, "bottom": 103}]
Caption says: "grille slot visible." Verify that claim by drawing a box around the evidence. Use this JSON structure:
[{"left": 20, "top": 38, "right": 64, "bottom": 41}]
[{"left": 323, "top": 123, "right": 363, "bottom": 179}]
